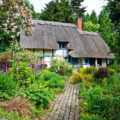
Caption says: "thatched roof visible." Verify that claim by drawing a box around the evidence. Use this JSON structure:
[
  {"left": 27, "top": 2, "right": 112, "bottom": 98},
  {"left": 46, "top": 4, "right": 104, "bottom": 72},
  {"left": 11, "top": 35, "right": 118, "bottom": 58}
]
[{"left": 20, "top": 20, "right": 113, "bottom": 58}]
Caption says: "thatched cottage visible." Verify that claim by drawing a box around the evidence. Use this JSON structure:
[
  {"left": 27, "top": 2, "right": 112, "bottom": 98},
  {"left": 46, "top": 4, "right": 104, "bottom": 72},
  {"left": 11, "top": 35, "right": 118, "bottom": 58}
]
[{"left": 20, "top": 19, "right": 113, "bottom": 68}]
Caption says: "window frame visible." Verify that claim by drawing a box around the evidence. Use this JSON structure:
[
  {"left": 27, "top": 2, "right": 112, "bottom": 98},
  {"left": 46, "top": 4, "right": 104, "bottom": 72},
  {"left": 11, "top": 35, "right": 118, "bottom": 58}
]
[
  {"left": 59, "top": 42, "right": 67, "bottom": 49},
  {"left": 85, "top": 58, "right": 90, "bottom": 64}
]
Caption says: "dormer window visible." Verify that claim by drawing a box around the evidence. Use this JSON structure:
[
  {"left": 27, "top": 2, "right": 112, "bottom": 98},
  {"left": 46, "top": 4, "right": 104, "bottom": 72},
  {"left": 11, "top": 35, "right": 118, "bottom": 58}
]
[{"left": 59, "top": 42, "right": 67, "bottom": 49}]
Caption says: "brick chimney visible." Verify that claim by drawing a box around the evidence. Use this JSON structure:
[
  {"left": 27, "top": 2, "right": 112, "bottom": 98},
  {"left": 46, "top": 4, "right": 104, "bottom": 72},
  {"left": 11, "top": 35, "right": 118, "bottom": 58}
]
[{"left": 77, "top": 18, "right": 82, "bottom": 31}]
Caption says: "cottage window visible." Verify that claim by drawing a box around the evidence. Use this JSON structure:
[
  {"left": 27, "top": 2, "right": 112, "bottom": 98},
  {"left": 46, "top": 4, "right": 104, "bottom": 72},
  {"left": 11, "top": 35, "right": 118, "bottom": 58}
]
[
  {"left": 85, "top": 58, "right": 89, "bottom": 64},
  {"left": 74, "top": 58, "right": 79, "bottom": 65},
  {"left": 59, "top": 42, "right": 67, "bottom": 49}
]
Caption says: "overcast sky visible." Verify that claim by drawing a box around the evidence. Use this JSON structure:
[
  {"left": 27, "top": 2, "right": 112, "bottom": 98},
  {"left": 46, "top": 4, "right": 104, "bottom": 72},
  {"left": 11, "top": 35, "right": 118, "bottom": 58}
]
[{"left": 29, "top": 0, "right": 107, "bottom": 15}]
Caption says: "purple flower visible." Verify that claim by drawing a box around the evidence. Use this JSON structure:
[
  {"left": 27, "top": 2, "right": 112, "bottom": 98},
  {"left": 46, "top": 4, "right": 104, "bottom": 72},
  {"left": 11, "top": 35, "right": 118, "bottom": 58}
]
[
  {"left": 34, "top": 63, "right": 37, "bottom": 68},
  {"left": 1, "top": 70, "right": 4, "bottom": 74},
  {"left": 37, "top": 64, "right": 40, "bottom": 71},
  {"left": 17, "top": 59, "right": 20, "bottom": 64},
  {"left": 30, "top": 68, "right": 33, "bottom": 73},
  {"left": 119, "top": 64, "right": 120, "bottom": 68},
  {"left": 28, "top": 63, "right": 32, "bottom": 68}
]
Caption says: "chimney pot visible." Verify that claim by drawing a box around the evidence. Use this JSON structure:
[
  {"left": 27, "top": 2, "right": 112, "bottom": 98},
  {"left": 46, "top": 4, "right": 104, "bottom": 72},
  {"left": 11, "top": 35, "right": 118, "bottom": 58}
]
[{"left": 77, "top": 18, "right": 82, "bottom": 31}]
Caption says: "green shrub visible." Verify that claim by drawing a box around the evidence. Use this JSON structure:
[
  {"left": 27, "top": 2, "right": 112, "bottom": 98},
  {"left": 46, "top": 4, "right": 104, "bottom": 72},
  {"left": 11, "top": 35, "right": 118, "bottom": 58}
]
[
  {"left": 84, "top": 67, "right": 98, "bottom": 74},
  {"left": 42, "top": 72, "right": 61, "bottom": 81},
  {"left": 78, "top": 68, "right": 85, "bottom": 74},
  {"left": 70, "top": 72, "right": 84, "bottom": 84},
  {"left": 94, "top": 68, "right": 108, "bottom": 79},
  {"left": 108, "top": 68, "right": 116, "bottom": 75},
  {"left": 22, "top": 87, "right": 53, "bottom": 108},
  {"left": 0, "top": 73, "right": 16, "bottom": 101},
  {"left": 80, "top": 86, "right": 120, "bottom": 119},
  {"left": 0, "top": 108, "right": 29, "bottom": 120},
  {"left": 15, "top": 49, "right": 37, "bottom": 64},
  {"left": 50, "top": 58, "right": 73, "bottom": 76},
  {"left": 109, "top": 73, "right": 120, "bottom": 92},
  {"left": 7, "top": 62, "right": 35, "bottom": 87},
  {"left": 47, "top": 78, "right": 65, "bottom": 88},
  {"left": 65, "top": 67, "right": 73, "bottom": 76},
  {"left": 110, "top": 61, "right": 120, "bottom": 72},
  {"left": 80, "top": 87, "right": 103, "bottom": 114},
  {"left": 80, "top": 113, "right": 106, "bottom": 120}
]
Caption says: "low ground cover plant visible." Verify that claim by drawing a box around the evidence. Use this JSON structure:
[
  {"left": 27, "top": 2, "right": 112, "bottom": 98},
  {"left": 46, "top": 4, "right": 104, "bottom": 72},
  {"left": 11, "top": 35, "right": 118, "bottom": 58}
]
[{"left": 0, "top": 73, "right": 17, "bottom": 101}]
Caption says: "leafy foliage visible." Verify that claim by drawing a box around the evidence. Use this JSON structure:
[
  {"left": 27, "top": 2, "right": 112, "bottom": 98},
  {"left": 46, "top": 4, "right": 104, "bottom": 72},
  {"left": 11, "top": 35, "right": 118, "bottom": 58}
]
[
  {"left": 0, "top": 108, "right": 28, "bottom": 120},
  {"left": 40, "top": 0, "right": 74, "bottom": 23},
  {"left": 0, "top": 58, "right": 12, "bottom": 73},
  {"left": 40, "top": 0, "right": 85, "bottom": 23},
  {"left": 47, "top": 78, "right": 65, "bottom": 89},
  {"left": 98, "top": 10, "right": 117, "bottom": 53},
  {"left": 42, "top": 71, "right": 61, "bottom": 81},
  {"left": 50, "top": 58, "right": 73, "bottom": 76},
  {"left": 0, "top": 73, "right": 16, "bottom": 101},
  {"left": 70, "top": 72, "right": 84, "bottom": 84},
  {"left": 105, "top": 0, "right": 120, "bottom": 57},
  {"left": 76, "top": 66, "right": 120, "bottom": 120},
  {"left": 94, "top": 68, "right": 108, "bottom": 79},
  {"left": 84, "top": 67, "right": 98, "bottom": 74},
  {"left": 71, "top": 0, "right": 86, "bottom": 19},
  {"left": 22, "top": 87, "right": 53, "bottom": 108},
  {"left": 90, "top": 10, "right": 98, "bottom": 24},
  {"left": 80, "top": 113, "right": 106, "bottom": 120},
  {"left": 15, "top": 49, "right": 37, "bottom": 64},
  {"left": 83, "top": 20, "right": 99, "bottom": 32},
  {"left": 7, "top": 62, "right": 35, "bottom": 87}
]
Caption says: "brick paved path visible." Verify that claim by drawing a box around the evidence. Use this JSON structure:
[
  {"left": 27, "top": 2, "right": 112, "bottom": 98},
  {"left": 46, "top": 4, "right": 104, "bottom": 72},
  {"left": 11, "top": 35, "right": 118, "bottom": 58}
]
[{"left": 41, "top": 79, "right": 80, "bottom": 120}]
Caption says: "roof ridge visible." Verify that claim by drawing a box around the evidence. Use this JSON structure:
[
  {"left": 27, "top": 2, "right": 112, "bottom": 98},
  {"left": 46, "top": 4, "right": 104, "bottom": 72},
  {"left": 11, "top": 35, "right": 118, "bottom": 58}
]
[
  {"left": 78, "top": 30, "right": 99, "bottom": 36},
  {"left": 33, "top": 20, "right": 76, "bottom": 28}
]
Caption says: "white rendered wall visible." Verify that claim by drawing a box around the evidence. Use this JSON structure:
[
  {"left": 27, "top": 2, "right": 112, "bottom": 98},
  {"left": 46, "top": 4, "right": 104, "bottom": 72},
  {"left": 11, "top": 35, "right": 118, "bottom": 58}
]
[
  {"left": 82, "top": 58, "right": 90, "bottom": 68},
  {"left": 44, "top": 57, "right": 51, "bottom": 68},
  {"left": 53, "top": 50, "right": 67, "bottom": 57},
  {"left": 44, "top": 50, "right": 52, "bottom": 57}
]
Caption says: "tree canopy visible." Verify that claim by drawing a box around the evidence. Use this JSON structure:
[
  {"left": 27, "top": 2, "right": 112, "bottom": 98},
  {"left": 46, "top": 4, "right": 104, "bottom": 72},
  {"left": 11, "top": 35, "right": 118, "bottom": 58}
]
[
  {"left": 105, "top": 0, "right": 120, "bottom": 57},
  {"left": 82, "top": 10, "right": 118, "bottom": 55},
  {"left": 98, "top": 10, "right": 117, "bottom": 53},
  {"left": 40, "top": 0, "right": 85, "bottom": 23}
]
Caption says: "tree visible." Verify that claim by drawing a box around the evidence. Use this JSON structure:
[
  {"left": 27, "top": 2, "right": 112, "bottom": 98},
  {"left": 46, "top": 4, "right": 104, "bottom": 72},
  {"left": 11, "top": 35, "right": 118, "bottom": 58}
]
[
  {"left": 83, "top": 21, "right": 99, "bottom": 32},
  {"left": 0, "top": 0, "right": 33, "bottom": 51},
  {"left": 40, "top": 0, "right": 74, "bottom": 23},
  {"left": 98, "top": 10, "right": 117, "bottom": 53},
  {"left": 71, "top": 0, "right": 86, "bottom": 20},
  {"left": 40, "top": 0, "right": 85, "bottom": 23},
  {"left": 82, "top": 13, "right": 90, "bottom": 23},
  {"left": 90, "top": 10, "right": 98, "bottom": 24},
  {"left": 105, "top": 0, "right": 120, "bottom": 57}
]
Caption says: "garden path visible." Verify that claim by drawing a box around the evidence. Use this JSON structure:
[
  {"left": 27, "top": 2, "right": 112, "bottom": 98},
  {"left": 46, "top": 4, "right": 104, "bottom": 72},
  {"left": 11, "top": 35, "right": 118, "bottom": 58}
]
[{"left": 41, "top": 79, "right": 80, "bottom": 120}]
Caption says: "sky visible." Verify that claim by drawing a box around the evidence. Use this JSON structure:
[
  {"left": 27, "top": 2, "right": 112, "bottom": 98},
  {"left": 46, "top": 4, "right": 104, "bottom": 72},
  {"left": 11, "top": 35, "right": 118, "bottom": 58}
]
[{"left": 29, "top": 0, "right": 108, "bottom": 15}]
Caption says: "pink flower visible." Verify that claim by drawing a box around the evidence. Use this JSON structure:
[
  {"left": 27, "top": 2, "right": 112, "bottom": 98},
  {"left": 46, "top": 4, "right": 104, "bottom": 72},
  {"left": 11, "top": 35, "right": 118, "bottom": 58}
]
[
  {"left": 0, "top": 0, "right": 3, "bottom": 5},
  {"left": 14, "top": 5, "right": 18, "bottom": 10}
]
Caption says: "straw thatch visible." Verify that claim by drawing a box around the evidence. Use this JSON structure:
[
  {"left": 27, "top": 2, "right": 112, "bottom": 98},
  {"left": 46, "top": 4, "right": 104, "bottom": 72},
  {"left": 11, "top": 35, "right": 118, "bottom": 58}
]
[{"left": 20, "top": 20, "right": 113, "bottom": 58}]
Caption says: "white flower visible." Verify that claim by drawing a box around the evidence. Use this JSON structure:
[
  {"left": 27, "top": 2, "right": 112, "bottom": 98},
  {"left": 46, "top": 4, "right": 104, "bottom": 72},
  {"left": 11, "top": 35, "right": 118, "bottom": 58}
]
[{"left": 0, "top": 0, "right": 3, "bottom": 5}]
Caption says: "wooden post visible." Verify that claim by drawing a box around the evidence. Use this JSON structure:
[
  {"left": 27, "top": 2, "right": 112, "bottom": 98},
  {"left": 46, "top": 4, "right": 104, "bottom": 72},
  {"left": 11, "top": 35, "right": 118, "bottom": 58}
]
[{"left": 95, "top": 58, "right": 97, "bottom": 67}]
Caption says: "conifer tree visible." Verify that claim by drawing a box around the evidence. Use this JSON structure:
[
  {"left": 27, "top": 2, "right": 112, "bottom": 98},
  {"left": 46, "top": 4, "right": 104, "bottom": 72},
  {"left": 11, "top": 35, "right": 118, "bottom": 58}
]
[
  {"left": 90, "top": 10, "right": 98, "bottom": 24},
  {"left": 71, "top": 0, "right": 85, "bottom": 20},
  {"left": 40, "top": 0, "right": 74, "bottom": 23},
  {"left": 98, "top": 10, "right": 117, "bottom": 53}
]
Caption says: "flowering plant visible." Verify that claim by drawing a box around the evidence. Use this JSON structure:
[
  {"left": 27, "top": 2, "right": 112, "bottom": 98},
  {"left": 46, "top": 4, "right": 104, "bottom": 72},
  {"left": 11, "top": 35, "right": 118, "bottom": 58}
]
[{"left": 0, "top": 0, "right": 33, "bottom": 39}]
